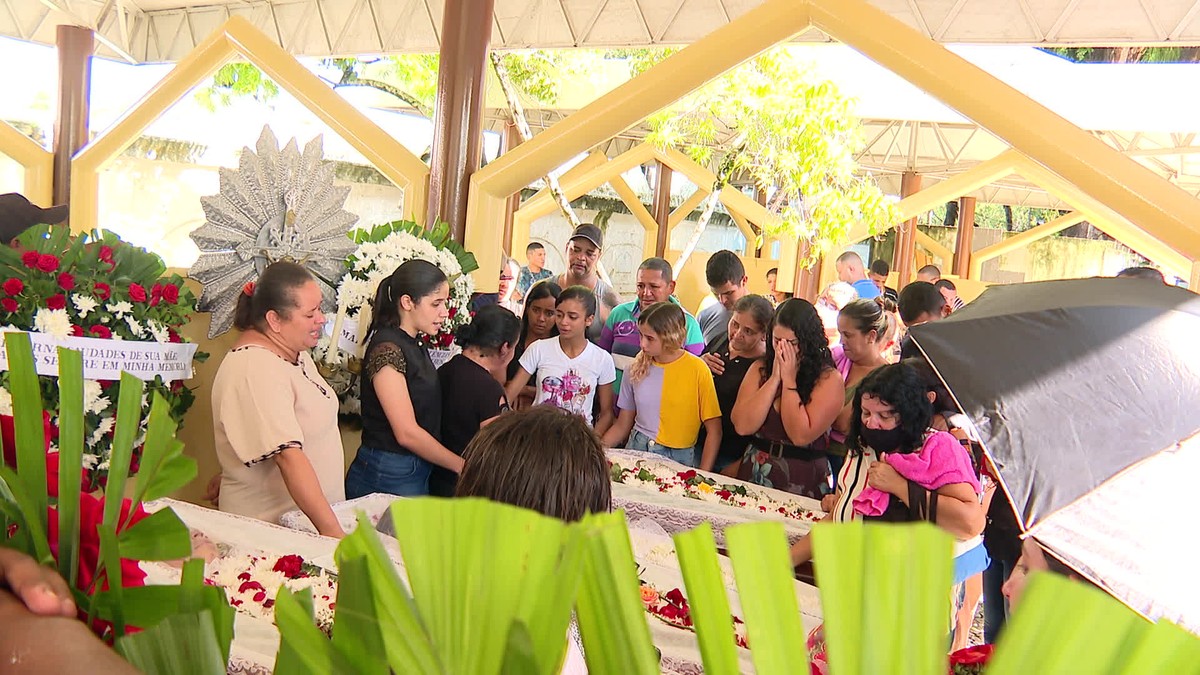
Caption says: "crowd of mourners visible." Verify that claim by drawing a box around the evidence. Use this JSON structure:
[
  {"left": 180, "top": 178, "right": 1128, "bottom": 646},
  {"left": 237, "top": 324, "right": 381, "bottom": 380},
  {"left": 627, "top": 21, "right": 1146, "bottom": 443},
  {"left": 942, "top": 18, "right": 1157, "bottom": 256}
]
[
  {"left": 0, "top": 199, "right": 1163, "bottom": 671},
  {"left": 203, "top": 222, "right": 1157, "bottom": 653}
]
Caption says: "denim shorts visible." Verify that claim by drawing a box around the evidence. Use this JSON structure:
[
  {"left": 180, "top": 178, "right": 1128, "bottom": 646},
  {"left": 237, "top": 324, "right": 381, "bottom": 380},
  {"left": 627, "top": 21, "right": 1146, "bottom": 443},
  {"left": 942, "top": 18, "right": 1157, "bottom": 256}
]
[
  {"left": 628, "top": 429, "right": 696, "bottom": 467},
  {"left": 344, "top": 446, "right": 431, "bottom": 499}
]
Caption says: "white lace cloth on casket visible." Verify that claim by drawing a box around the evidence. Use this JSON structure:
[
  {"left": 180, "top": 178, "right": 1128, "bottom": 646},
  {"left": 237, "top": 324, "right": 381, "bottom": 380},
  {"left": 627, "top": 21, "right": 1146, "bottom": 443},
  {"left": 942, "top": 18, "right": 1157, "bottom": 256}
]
[
  {"left": 609, "top": 449, "right": 824, "bottom": 547},
  {"left": 141, "top": 498, "right": 404, "bottom": 675}
]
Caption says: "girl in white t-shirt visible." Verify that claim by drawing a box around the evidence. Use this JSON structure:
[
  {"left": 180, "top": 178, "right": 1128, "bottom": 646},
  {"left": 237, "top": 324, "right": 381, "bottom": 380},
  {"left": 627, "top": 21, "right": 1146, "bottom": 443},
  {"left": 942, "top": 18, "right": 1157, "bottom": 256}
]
[{"left": 505, "top": 285, "right": 616, "bottom": 433}]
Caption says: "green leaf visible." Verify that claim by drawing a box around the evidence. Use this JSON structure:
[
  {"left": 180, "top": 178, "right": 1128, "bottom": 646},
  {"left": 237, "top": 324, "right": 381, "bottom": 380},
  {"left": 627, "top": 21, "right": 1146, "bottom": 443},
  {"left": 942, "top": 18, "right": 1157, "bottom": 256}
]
[
  {"left": 138, "top": 440, "right": 197, "bottom": 502},
  {"left": 725, "top": 521, "right": 806, "bottom": 675},
  {"left": 115, "top": 610, "right": 226, "bottom": 675},
  {"left": 812, "top": 522, "right": 952, "bottom": 675},
  {"left": 96, "top": 525, "right": 127, "bottom": 635},
  {"left": 117, "top": 507, "right": 192, "bottom": 560},
  {"left": 132, "top": 395, "right": 196, "bottom": 503},
  {"left": 55, "top": 347, "right": 85, "bottom": 586},
  {"left": 390, "top": 498, "right": 577, "bottom": 675},
  {"left": 987, "top": 572, "right": 1200, "bottom": 674},
  {"left": 4, "top": 332, "right": 46, "bottom": 530},
  {"left": 1119, "top": 620, "right": 1200, "bottom": 673},
  {"left": 574, "top": 510, "right": 660, "bottom": 675},
  {"left": 0, "top": 466, "right": 52, "bottom": 563},
  {"left": 328, "top": 553, "right": 388, "bottom": 674},
  {"left": 274, "top": 587, "right": 353, "bottom": 675},
  {"left": 103, "top": 372, "right": 144, "bottom": 531},
  {"left": 674, "top": 522, "right": 740, "bottom": 675},
  {"left": 333, "top": 512, "right": 441, "bottom": 674},
  {"left": 500, "top": 621, "right": 539, "bottom": 675},
  {"left": 510, "top": 516, "right": 586, "bottom": 674}
]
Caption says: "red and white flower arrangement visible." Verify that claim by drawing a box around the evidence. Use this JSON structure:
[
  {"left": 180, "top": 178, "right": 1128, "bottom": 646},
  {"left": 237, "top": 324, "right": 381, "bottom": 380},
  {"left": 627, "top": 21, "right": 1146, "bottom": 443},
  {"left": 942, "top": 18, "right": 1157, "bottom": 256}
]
[
  {"left": 639, "top": 580, "right": 749, "bottom": 649},
  {"left": 0, "top": 227, "right": 203, "bottom": 489},
  {"left": 205, "top": 552, "right": 338, "bottom": 633},
  {"left": 610, "top": 459, "right": 823, "bottom": 523},
  {"left": 330, "top": 220, "right": 476, "bottom": 354}
]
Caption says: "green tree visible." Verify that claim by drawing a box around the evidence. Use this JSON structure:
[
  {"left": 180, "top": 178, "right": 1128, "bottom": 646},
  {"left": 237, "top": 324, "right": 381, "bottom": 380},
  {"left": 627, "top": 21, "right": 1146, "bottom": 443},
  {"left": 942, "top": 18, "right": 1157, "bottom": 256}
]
[
  {"left": 195, "top": 62, "right": 280, "bottom": 111},
  {"left": 1044, "top": 46, "right": 1200, "bottom": 63},
  {"left": 640, "top": 47, "right": 897, "bottom": 268}
]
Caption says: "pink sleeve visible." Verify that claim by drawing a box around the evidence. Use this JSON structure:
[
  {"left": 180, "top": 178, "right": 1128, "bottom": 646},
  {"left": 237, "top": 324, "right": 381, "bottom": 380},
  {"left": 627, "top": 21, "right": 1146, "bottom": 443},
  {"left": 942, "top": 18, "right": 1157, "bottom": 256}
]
[{"left": 831, "top": 345, "right": 852, "bottom": 380}]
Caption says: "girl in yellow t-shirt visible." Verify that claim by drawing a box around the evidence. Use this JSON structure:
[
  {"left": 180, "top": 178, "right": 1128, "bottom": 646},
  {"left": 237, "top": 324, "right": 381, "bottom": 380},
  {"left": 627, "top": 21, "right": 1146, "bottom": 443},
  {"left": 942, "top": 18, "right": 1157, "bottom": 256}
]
[{"left": 601, "top": 302, "right": 722, "bottom": 467}]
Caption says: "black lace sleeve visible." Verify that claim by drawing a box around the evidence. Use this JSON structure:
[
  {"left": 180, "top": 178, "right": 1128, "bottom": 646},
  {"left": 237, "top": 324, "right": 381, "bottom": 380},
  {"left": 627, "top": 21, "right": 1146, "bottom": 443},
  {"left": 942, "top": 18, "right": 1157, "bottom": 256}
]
[{"left": 365, "top": 342, "right": 406, "bottom": 379}]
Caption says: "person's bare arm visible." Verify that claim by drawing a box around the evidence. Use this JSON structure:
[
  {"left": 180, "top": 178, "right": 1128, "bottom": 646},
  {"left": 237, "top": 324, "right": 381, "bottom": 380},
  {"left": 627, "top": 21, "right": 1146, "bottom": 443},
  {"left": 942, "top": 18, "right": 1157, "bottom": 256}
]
[
  {"left": 0, "top": 589, "right": 138, "bottom": 675},
  {"left": 731, "top": 361, "right": 777, "bottom": 436},
  {"left": 789, "top": 511, "right": 835, "bottom": 566},
  {"left": 780, "top": 370, "right": 845, "bottom": 447},
  {"left": 697, "top": 417, "right": 723, "bottom": 472},
  {"left": 275, "top": 447, "right": 343, "bottom": 538},
  {"left": 868, "top": 463, "right": 985, "bottom": 539},
  {"left": 601, "top": 408, "right": 636, "bottom": 448},
  {"left": 505, "top": 367, "right": 533, "bottom": 407},
  {"left": 594, "top": 383, "right": 616, "bottom": 436},
  {"left": 374, "top": 368, "right": 464, "bottom": 473}
]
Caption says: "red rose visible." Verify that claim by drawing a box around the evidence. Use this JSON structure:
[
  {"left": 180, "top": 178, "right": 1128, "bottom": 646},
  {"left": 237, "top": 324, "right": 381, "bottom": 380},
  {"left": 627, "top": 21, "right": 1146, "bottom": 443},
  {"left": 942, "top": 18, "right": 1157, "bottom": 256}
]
[
  {"left": 664, "top": 588, "right": 688, "bottom": 607},
  {"left": 70, "top": 325, "right": 84, "bottom": 337},
  {"left": 161, "top": 284, "right": 180, "bottom": 304},
  {"left": 21, "top": 250, "right": 39, "bottom": 268},
  {"left": 89, "top": 325, "right": 112, "bottom": 339},
  {"left": 98, "top": 245, "right": 114, "bottom": 264},
  {"left": 272, "top": 554, "right": 306, "bottom": 578},
  {"left": 128, "top": 283, "right": 147, "bottom": 303},
  {"left": 0, "top": 298, "right": 17, "bottom": 313},
  {"left": 93, "top": 282, "right": 111, "bottom": 300},
  {"left": 3, "top": 279, "right": 23, "bottom": 295},
  {"left": 46, "top": 294, "right": 66, "bottom": 310},
  {"left": 57, "top": 273, "right": 75, "bottom": 291},
  {"left": 167, "top": 328, "right": 182, "bottom": 343},
  {"left": 36, "top": 254, "right": 59, "bottom": 273}
]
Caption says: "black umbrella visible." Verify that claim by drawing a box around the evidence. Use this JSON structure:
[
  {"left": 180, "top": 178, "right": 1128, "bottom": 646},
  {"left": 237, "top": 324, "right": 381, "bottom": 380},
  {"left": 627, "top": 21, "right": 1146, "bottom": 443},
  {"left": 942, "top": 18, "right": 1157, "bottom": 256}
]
[{"left": 909, "top": 277, "right": 1200, "bottom": 633}]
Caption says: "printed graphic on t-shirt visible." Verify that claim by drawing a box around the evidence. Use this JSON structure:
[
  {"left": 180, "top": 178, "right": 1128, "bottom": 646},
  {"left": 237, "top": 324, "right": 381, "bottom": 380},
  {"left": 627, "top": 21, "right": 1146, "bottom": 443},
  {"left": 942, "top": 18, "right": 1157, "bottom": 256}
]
[{"left": 540, "top": 369, "right": 593, "bottom": 417}]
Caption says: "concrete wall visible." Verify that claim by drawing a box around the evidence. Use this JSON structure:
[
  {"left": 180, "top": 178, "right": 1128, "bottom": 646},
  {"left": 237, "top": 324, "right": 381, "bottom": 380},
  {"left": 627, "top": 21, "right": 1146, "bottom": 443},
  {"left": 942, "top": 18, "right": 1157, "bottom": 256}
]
[{"left": 921, "top": 225, "right": 1143, "bottom": 284}]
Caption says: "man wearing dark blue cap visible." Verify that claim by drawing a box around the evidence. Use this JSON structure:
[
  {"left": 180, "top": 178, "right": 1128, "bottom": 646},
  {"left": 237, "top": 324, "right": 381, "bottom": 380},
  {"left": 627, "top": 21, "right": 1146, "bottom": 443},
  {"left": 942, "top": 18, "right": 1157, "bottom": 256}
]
[{"left": 553, "top": 223, "right": 622, "bottom": 342}]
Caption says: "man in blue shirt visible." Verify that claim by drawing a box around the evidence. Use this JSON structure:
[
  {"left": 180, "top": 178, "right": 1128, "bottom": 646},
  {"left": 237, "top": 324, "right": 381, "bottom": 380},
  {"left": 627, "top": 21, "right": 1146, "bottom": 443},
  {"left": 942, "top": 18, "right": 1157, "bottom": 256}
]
[{"left": 835, "top": 251, "right": 881, "bottom": 300}]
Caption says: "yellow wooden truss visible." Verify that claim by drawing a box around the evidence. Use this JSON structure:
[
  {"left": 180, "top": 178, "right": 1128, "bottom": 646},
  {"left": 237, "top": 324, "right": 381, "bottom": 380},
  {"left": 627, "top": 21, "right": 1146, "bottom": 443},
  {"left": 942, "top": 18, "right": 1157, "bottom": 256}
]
[
  {"left": 466, "top": 0, "right": 1200, "bottom": 292},
  {"left": 510, "top": 142, "right": 782, "bottom": 271},
  {"left": 0, "top": 120, "right": 53, "bottom": 207},
  {"left": 69, "top": 16, "right": 429, "bottom": 235}
]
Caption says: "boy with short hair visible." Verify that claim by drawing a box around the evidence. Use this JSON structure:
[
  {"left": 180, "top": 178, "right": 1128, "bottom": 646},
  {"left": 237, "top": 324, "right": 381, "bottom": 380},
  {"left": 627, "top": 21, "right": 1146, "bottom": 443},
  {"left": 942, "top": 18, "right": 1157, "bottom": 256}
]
[{"left": 514, "top": 241, "right": 553, "bottom": 302}]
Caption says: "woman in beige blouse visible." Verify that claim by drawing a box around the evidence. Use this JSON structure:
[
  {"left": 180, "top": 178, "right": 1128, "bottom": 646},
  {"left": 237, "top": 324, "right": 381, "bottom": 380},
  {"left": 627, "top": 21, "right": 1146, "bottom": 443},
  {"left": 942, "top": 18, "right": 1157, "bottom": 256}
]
[{"left": 211, "top": 262, "right": 345, "bottom": 537}]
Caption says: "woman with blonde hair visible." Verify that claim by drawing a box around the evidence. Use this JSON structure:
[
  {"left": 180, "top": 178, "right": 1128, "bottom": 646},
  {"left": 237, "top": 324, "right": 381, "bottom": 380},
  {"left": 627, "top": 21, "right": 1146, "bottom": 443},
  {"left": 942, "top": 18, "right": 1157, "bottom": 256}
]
[{"left": 601, "top": 302, "right": 721, "bottom": 467}]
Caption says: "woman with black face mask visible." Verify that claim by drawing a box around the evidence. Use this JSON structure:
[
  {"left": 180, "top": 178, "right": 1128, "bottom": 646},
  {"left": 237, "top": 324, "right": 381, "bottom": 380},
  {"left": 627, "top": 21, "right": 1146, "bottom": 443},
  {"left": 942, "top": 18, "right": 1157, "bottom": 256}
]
[{"left": 788, "top": 363, "right": 986, "bottom": 567}]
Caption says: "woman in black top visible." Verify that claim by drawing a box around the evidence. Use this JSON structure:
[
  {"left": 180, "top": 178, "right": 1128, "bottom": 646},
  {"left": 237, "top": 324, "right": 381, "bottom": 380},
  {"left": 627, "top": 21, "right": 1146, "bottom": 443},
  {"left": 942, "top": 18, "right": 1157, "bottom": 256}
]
[
  {"left": 431, "top": 305, "right": 521, "bottom": 496},
  {"left": 345, "top": 260, "right": 463, "bottom": 498},
  {"left": 698, "top": 294, "right": 773, "bottom": 473},
  {"left": 505, "top": 280, "right": 561, "bottom": 409}
]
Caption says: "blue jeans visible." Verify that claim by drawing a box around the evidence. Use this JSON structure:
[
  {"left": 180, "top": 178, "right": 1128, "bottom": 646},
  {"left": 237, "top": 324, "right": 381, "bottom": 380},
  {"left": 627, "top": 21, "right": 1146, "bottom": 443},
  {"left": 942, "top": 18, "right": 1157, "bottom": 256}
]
[
  {"left": 629, "top": 429, "right": 695, "bottom": 467},
  {"left": 345, "top": 446, "right": 431, "bottom": 499},
  {"left": 983, "top": 555, "right": 1016, "bottom": 643}
]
